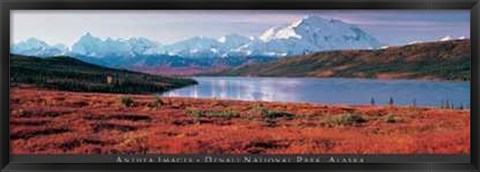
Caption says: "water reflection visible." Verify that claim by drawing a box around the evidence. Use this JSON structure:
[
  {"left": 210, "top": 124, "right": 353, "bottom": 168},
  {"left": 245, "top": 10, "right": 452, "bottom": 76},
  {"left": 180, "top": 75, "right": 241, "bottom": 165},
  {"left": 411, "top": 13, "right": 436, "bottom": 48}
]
[{"left": 161, "top": 77, "right": 470, "bottom": 107}]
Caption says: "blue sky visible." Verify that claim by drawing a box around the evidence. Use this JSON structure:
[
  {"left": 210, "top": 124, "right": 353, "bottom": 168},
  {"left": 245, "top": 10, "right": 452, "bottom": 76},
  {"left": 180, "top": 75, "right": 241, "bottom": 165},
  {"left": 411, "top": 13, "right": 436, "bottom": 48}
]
[{"left": 11, "top": 10, "right": 470, "bottom": 46}]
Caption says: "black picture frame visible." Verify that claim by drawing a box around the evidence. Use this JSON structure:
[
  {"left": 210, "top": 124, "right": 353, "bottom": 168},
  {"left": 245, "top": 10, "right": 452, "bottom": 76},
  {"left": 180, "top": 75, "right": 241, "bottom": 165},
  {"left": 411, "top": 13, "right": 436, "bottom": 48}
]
[{"left": 1, "top": 0, "right": 479, "bottom": 171}]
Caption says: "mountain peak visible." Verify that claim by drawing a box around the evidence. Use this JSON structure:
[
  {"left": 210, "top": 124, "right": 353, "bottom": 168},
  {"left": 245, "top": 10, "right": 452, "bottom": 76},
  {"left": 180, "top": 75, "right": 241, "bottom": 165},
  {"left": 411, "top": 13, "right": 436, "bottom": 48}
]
[
  {"left": 439, "top": 35, "right": 468, "bottom": 42},
  {"left": 218, "top": 34, "right": 249, "bottom": 43},
  {"left": 191, "top": 36, "right": 210, "bottom": 40},
  {"left": 301, "top": 15, "right": 327, "bottom": 21},
  {"left": 260, "top": 15, "right": 355, "bottom": 43},
  {"left": 258, "top": 16, "right": 330, "bottom": 41},
  {"left": 440, "top": 35, "right": 454, "bottom": 41},
  {"left": 25, "top": 37, "right": 42, "bottom": 42},
  {"left": 251, "top": 15, "right": 382, "bottom": 55},
  {"left": 12, "top": 38, "right": 67, "bottom": 57},
  {"left": 78, "top": 32, "right": 96, "bottom": 40},
  {"left": 259, "top": 25, "right": 301, "bottom": 42},
  {"left": 128, "top": 37, "right": 150, "bottom": 42},
  {"left": 79, "top": 32, "right": 101, "bottom": 41},
  {"left": 24, "top": 37, "right": 48, "bottom": 46},
  {"left": 84, "top": 32, "right": 93, "bottom": 37},
  {"left": 300, "top": 15, "right": 329, "bottom": 22},
  {"left": 222, "top": 34, "right": 246, "bottom": 39},
  {"left": 293, "top": 15, "right": 340, "bottom": 27}
]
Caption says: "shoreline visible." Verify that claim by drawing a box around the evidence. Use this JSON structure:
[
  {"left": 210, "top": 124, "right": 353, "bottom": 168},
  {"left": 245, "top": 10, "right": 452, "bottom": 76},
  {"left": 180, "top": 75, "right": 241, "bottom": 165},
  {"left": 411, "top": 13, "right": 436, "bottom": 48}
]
[
  {"left": 191, "top": 75, "right": 471, "bottom": 83},
  {"left": 16, "top": 85, "right": 463, "bottom": 109}
]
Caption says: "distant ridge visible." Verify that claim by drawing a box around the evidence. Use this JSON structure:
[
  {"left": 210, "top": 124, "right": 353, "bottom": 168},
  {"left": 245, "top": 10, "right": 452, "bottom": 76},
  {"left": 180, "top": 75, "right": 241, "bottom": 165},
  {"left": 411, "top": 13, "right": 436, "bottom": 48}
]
[
  {"left": 205, "top": 39, "right": 470, "bottom": 81},
  {"left": 10, "top": 54, "right": 197, "bottom": 94}
]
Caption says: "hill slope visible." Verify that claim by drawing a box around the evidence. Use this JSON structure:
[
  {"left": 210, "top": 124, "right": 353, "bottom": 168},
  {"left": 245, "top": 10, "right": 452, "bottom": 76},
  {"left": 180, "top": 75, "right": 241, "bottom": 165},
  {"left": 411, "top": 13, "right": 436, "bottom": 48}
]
[
  {"left": 10, "top": 54, "right": 198, "bottom": 94},
  {"left": 207, "top": 40, "right": 470, "bottom": 81}
]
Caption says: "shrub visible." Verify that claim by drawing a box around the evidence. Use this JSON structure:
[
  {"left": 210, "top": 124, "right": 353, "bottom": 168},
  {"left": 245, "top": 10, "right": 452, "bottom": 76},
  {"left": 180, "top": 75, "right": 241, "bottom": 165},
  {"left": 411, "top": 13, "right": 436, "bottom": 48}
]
[
  {"left": 385, "top": 113, "right": 397, "bottom": 123},
  {"left": 45, "top": 112, "right": 61, "bottom": 117},
  {"left": 262, "top": 110, "right": 295, "bottom": 119},
  {"left": 185, "top": 107, "right": 203, "bottom": 118},
  {"left": 324, "top": 113, "right": 366, "bottom": 126},
  {"left": 11, "top": 109, "right": 25, "bottom": 117},
  {"left": 185, "top": 108, "right": 240, "bottom": 124},
  {"left": 149, "top": 97, "right": 164, "bottom": 109},
  {"left": 185, "top": 108, "right": 239, "bottom": 119},
  {"left": 120, "top": 134, "right": 149, "bottom": 154},
  {"left": 246, "top": 115, "right": 255, "bottom": 121},
  {"left": 205, "top": 109, "right": 239, "bottom": 118},
  {"left": 249, "top": 104, "right": 267, "bottom": 113},
  {"left": 185, "top": 107, "right": 203, "bottom": 124},
  {"left": 121, "top": 96, "right": 134, "bottom": 107},
  {"left": 249, "top": 104, "right": 295, "bottom": 119}
]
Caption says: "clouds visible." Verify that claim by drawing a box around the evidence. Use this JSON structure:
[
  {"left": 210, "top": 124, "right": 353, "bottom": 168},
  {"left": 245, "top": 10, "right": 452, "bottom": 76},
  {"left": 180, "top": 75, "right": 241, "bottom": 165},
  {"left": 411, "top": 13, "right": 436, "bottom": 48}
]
[{"left": 11, "top": 10, "right": 470, "bottom": 46}]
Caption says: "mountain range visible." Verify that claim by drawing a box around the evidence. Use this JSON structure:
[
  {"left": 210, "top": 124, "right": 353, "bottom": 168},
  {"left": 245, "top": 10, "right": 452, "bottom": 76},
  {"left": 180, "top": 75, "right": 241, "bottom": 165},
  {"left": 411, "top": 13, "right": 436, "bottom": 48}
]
[{"left": 11, "top": 15, "right": 387, "bottom": 74}]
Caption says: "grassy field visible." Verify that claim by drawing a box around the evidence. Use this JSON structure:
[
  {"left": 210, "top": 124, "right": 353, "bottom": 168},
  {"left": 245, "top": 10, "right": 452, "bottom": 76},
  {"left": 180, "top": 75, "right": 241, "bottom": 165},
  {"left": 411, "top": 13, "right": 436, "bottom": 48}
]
[{"left": 10, "top": 87, "right": 469, "bottom": 154}]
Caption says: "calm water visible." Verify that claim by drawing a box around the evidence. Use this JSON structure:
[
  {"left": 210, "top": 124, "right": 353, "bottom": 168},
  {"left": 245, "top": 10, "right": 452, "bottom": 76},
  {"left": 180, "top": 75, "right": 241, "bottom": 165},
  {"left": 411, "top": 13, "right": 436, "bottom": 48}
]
[{"left": 161, "top": 77, "right": 470, "bottom": 107}]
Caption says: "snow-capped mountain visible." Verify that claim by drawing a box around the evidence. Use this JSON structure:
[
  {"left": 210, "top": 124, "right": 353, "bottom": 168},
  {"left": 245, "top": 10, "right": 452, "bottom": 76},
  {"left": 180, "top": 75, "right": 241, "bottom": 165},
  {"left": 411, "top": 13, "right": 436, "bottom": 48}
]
[
  {"left": 159, "top": 36, "right": 221, "bottom": 58},
  {"left": 70, "top": 33, "right": 105, "bottom": 57},
  {"left": 217, "top": 34, "right": 252, "bottom": 57},
  {"left": 439, "top": 35, "right": 454, "bottom": 42},
  {"left": 12, "top": 38, "right": 68, "bottom": 57},
  {"left": 70, "top": 33, "right": 162, "bottom": 58},
  {"left": 13, "top": 15, "right": 383, "bottom": 59},
  {"left": 408, "top": 40, "right": 422, "bottom": 45},
  {"left": 158, "top": 34, "right": 253, "bottom": 58},
  {"left": 439, "top": 35, "right": 468, "bottom": 42},
  {"left": 127, "top": 37, "right": 162, "bottom": 55},
  {"left": 218, "top": 34, "right": 252, "bottom": 48},
  {"left": 237, "top": 15, "right": 382, "bottom": 56},
  {"left": 406, "top": 35, "right": 468, "bottom": 46}
]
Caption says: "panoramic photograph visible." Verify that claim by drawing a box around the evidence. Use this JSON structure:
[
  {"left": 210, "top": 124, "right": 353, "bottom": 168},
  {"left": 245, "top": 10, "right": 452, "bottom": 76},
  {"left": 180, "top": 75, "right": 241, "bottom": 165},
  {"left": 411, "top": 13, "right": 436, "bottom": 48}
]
[{"left": 10, "top": 10, "right": 470, "bottom": 155}]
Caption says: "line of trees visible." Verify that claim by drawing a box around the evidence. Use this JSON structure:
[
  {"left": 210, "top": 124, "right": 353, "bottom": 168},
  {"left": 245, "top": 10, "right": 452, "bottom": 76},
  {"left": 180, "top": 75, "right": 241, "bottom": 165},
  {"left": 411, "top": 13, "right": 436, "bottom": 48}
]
[{"left": 369, "top": 97, "right": 468, "bottom": 110}]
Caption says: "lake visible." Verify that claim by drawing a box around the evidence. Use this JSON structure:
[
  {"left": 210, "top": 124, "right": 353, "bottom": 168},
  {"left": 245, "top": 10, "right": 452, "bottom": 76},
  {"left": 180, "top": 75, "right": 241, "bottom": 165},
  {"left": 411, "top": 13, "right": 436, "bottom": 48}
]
[{"left": 161, "top": 77, "right": 470, "bottom": 107}]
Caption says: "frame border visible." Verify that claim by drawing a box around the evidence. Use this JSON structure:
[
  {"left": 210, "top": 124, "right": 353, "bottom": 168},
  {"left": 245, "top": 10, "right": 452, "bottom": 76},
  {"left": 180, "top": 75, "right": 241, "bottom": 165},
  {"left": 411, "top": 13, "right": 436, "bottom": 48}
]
[{"left": 1, "top": 0, "right": 479, "bottom": 171}]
